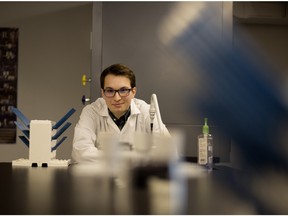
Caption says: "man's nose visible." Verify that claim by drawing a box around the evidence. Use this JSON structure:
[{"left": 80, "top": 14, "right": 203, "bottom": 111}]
[{"left": 114, "top": 91, "right": 121, "bottom": 100}]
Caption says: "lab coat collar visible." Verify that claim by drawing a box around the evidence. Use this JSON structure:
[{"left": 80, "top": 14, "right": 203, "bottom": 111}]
[{"left": 130, "top": 98, "right": 141, "bottom": 115}]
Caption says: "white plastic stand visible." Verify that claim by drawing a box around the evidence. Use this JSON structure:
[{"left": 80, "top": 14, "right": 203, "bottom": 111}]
[
  {"left": 12, "top": 120, "right": 70, "bottom": 167},
  {"left": 12, "top": 158, "right": 70, "bottom": 167}
]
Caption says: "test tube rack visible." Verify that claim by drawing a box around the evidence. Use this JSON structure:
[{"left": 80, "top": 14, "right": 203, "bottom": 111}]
[{"left": 11, "top": 107, "right": 76, "bottom": 167}]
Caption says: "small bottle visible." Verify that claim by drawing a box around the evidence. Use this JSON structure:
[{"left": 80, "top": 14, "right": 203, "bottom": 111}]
[{"left": 198, "top": 118, "right": 213, "bottom": 171}]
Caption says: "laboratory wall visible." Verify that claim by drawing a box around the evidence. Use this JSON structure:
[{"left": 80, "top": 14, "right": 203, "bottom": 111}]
[
  {"left": 1, "top": 2, "right": 288, "bottom": 163},
  {"left": 91, "top": 2, "right": 233, "bottom": 162},
  {"left": 91, "top": 2, "right": 288, "bottom": 162},
  {"left": 0, "top": 2, "right": 92, "bottom": 162}
]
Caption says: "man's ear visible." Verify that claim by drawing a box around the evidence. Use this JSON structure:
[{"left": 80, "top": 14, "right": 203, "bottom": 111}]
[
  {"left": 101, "top": 89, "right": 105, "bottom": 97},
  {"left": 132, "top": 87, "right": 137, "bottom": 96}
]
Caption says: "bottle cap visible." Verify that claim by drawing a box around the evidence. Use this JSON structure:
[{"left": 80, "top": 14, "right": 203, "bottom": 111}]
[{"left": 203, "top": 118, "right": 209, "bottom": 134}]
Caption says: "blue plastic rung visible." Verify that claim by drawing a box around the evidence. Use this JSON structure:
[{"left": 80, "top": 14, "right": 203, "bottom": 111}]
[
  {"left": 11, "top": 107, "right": 30, "bottom": 128},
  {"left": 14, "top": 121, "right": 29, "bottom": 138},
  {"left": 51, "top": 136, "right": 67, "bottom": 151},
  {"left": 19, "top": 136, "right": 29, "bottom": 147},
  {"left": 52, "top": 122, "right": 72, "bottom": 140},
  {"left": 53, "top": 108, "right": 76, "bottom": 130}
]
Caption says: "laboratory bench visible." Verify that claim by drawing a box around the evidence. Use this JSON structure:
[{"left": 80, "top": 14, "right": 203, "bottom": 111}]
[{"left": 0, "top": 161, "right": 261, "bottom": 214}]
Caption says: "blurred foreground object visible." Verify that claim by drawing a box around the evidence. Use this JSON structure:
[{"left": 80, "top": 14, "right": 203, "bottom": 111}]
[{"left": 159, "top": 2, "right": 288, "bottom": 214}]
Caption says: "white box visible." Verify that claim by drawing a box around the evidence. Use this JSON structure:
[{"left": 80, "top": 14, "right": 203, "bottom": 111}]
[{"left": 29, "top": 120, "right": 52, "bottom": 164}]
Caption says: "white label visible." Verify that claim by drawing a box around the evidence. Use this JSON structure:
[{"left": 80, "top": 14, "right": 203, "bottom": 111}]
[{"left": 198, "top": 137, "right": 207, "bottom": 165}]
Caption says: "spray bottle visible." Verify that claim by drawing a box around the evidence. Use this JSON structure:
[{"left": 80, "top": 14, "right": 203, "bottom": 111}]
[{"left": 198, "top": 118, "right": 213, "bottom": 171}]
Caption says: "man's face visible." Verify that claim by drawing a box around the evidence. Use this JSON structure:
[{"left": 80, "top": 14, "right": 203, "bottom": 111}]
[{"left": 102, "top": 74, "right": 136, "bottom": 119}]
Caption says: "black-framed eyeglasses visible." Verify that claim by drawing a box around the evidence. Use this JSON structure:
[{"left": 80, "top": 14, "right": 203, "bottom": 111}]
[{"left": 103, "top": 88, "right": 132, "bottom": 98}]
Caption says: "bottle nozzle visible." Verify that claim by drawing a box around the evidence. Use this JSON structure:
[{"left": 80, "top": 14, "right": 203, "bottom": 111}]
[{"left": 203, "top": 117, "right": 209, "bottom": 135}]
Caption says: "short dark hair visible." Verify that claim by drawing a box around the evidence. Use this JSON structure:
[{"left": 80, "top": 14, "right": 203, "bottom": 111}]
[{"left": 100, "top": 63, "right": 136, "bottom": 89}]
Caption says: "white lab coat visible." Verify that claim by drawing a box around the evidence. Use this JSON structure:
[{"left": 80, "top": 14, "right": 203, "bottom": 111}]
[{"left": 71, "top": 98, "right": 170, "bottom": 163}]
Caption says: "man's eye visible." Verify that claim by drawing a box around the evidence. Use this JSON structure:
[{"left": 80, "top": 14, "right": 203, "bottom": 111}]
[
  {"left": 119, "top": 89, "right": 129, "bottom": 93},
  {"left": 106, "top": 89, "right": 115, "bottom": 93}
]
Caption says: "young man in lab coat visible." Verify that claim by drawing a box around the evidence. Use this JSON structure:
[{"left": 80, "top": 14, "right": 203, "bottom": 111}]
[{"left": 72, "top": 63, "right": 170, "bottom": 163}]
